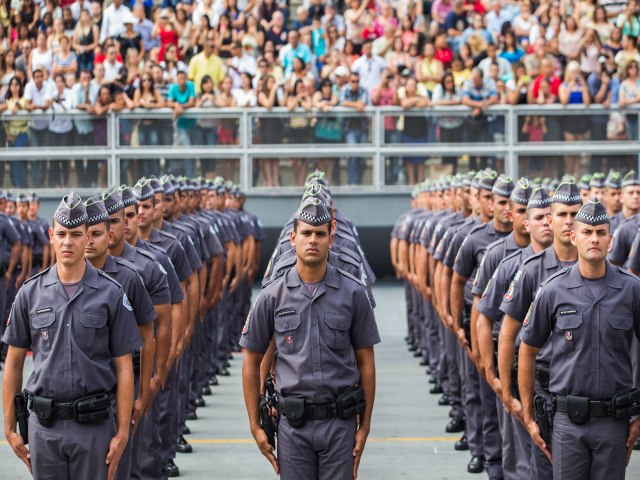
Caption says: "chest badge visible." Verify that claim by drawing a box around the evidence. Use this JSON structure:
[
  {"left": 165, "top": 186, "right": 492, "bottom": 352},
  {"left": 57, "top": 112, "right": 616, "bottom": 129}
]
[
  {"left": 565, "top": 331, "right": 573, "bottom": 341},
  {"left": 42, "top": 331, "right": 49, "bottom": 340},
  {"left": 285, "top": 335, "right": 294, "bottom": 345}
]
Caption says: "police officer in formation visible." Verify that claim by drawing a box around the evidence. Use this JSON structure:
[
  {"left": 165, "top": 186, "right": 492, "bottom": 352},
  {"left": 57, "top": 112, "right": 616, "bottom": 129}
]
[
  {"left": 241, "top": 170, "right": 380, "bottom": 479},
  {"left": 392, "top": 169, "right": 640, "bottom": 479},
  {"left": 2, "top": 176, "right": 264, "bottom": 480}
]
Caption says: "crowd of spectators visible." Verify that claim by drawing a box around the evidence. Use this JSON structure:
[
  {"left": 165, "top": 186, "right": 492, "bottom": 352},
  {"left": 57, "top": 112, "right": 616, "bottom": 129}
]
[{"left": 1, "top": 0, "right": 640, "bottom": 185}]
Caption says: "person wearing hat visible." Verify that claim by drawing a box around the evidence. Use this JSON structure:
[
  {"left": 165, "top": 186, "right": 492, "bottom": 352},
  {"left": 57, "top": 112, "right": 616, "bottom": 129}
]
[
  {"left": 609, "top": 170, "right": 640, "bottom": 237},
  {"left": 499, "top": 180, "right": 583, "bottom": 479},
  {"left": 451, "top": 173, "right": 513, "bottom": 478},
  {"left": 519, "top": 198, "right": 640, "bottom": 479},
  {"left": 241, "top": 197, "right": 380, "bottom": 480},
  {"left": 26, "top": 192, "right": 51, "bottom": 273},
  {"left": 2, "top": 192, "right": 141, "bottom": 480},
  {"left": 578, "top": 174, "right": 592, "bottom": 204},
  {"left": 17, "top": 193, "right": 47, "bottom": 284},
  {"left": 604, "top": 170, "right": 623, "bottom": 228},
  {"left": 83, "top": 195, "right": 158, "bottom": 480},
  {"left": 478, "top": 186, "right": 554, "bottom": 479},
  {"left": 102, "top": 185, "right": 177, "bottom": 479},
  {"left": 2, "top": 191, "right": 33, "bottom": 326}
]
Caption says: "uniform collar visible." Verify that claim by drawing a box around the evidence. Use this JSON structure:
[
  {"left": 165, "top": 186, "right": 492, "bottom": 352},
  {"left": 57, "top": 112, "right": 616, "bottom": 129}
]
[
  {"left": 543, "top": 245, "right": 563, "bottom": 270},
  {"left": 103, "top": 254, "right": 118, "bottom": 274},
  {"left": 43, "top": 261, "right": 100, "bottom": 302},
  {"left": 504, "top": 232, "right": 520, "bottom": 250},
  {"left": 565, "top": 261, "right": 623, "bottom": 290},
  {"left": 121, "top": 241, "right": 136, "bottom": 262},
  {"left": 286, "top": 262, "right": 340, "bottom": 292}
]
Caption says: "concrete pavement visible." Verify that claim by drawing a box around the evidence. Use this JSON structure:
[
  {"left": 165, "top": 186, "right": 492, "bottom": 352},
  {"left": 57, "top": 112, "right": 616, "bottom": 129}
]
[{"left": 2, "top": 281, "right": 639, "bottom": 479}]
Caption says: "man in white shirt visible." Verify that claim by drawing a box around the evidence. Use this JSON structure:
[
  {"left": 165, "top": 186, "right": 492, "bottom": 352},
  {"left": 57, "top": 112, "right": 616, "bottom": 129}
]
[
  {"left": 24, "top": 68, "right": 54, "bottom": 187},
  {"left": 100, "top": 0, "right": 131, "bottom": 42},
  {"left": 228, "top": 40, "right": 257, "bottom": 88},
  {"left": 478, "top": 43, "right": 512, "bottom": 80},
  {"left": 70, "top": 0, "right": 91, "bottom": 20},
  {"left": 350, "top": 40, "right": 386, "bottom": 93},
  {"left": 103, "top": 45, "right": 124, "bottom": 83}
]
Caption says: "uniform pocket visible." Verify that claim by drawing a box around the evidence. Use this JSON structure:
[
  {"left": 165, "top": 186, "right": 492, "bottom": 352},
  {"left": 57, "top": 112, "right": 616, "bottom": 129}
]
[
  {"left": 274, "top": 315, "right": 301, "bottom": 354},
  {"left": 78, "top": 312, "right": 108, "bottom": 349},
  {"left": 32, "top": 312, "right": 56, "bottom": 352},
  {"left": 608, "top": 313, "right": 633, "bottom": 353},
  {"left": 324, "top": 312, "right": 351, "bottom": 351},
  {"left": 555, "top": 313, "right": 582, "bottom": 353}
]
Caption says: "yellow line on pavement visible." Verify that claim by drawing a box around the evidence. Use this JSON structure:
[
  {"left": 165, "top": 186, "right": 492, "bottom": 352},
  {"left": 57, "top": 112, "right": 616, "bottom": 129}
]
[{"left": 1, "top": 437, "right": 458, "bottom": 447}]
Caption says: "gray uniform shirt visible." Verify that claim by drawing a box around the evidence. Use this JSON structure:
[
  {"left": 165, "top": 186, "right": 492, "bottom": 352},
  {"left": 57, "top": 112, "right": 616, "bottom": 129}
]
[
  {"left": 471, "top": 232, "right": 524, "bottom": 298},
  {"left": 521, "top": 263, "right": 640, "bottom": 399},
  {"left": 2, "top": 262, "right": 142, "bottom": 402},
  {"left": 607, "top": 214, "right": 638, "bottom": 266},
  {"left": 120, "top": 241, "right": 171, "bottom": 306},
  {"left": 240, "top": 264, "right": 380, "bottom": 403}
]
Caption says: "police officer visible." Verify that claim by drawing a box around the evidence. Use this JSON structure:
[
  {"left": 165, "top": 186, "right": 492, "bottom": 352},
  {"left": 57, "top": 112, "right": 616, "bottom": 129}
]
[
  {"left": 241, "top": 198, "right": 380, "bottom": 480},
  {"left": 26, "top": 192, "right": 50, "bottom": 273},
  {"left": 519, "top": 199, "right": 640, "bottom": 479},
  {"left": 499, "top": 180, "right": 583, "bottom": 479},
  {"left": 578, "top": 174, "right": 592, "bottom": 204},
  {"left": 589, "top": 172, "right": 606, "bottom": 202},
  {"left": 604, "top": 170, "right": 623, "bottom": 231},
  {"left": 2, "top": 192, "right": 142, "bottom": 480}
]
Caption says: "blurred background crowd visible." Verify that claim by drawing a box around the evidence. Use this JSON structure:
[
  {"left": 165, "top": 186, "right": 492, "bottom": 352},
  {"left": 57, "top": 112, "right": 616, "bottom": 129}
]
[{"left": 0, "top": 0, "right": 639, "bottom": 187}]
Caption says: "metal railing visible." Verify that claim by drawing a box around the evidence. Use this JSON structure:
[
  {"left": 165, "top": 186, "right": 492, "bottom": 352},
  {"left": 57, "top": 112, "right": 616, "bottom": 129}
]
[{"left": 1, "top": 104, "right": 639, "bottom": 193}]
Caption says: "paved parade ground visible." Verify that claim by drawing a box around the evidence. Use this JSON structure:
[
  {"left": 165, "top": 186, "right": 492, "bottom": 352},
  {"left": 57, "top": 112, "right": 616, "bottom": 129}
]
[{"left": 2, "top": 281, "right": 640, "bottom": 479}]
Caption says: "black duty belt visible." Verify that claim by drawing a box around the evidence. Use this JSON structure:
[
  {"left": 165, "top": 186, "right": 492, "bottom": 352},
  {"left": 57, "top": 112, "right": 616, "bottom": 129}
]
[
  {"left": 27, "top": 391, "right": 111, "bottom": 426},
  {"left": 553, "top": 395, "right": 613, "bottom": 419},
  {"left": 279, "top": 399, "right": 338, "bottom": 421}
]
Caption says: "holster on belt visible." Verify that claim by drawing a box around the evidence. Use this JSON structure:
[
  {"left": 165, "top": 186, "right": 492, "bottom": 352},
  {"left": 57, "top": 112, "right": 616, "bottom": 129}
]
[
  {"left": 612, "top": 388, "right": 640, "bottom": 419},
  {"left": 534, "top": 394, "right": 552, "bottom": 450},
  {"left": 14, "top": 391, "right": 29, "bottom": 444}
]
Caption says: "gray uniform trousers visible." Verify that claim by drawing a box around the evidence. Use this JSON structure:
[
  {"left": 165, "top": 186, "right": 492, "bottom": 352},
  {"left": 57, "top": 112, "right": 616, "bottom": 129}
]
[
  {"left": 159, "top": 362, "right": 180, "bottom": 465},
  {"left": 496, "top": 396, "right": 516, "bottom": 479},
  {"left": 457, "top": 342, "right": 484, "bottom": 457},
  {"left": 445, "top": 328, "right": 464, "bottom": 418},
  {"left": 278, "top": 416, "right": 357, "bottom": 480},
  {"left": 552, "top": 413, "right": 628, "bottom": 480},
  {"left": 437, "top": 320, "right": 449, "bottom": 393},
  {"left": 29, "top": 406, "right": 114, "bottom": 480},
  {"left": 512, "top": 412, "right": 532, "bottom": 478},
  {"left": 189, "top": 320, "right": 206, "bottom": 406},
  {"left": 479, "top": 376, "right": 502, "bottom": 477},
  {"left": 216, "top": 289, "right": 230, "bottom": 365},
  {"left": 404, "top": 283, "right": 414, "bottom": 341},
  {"left": 140, "top": 392, "right": 163, "bottom": 480},
  {"left": 425, "top": 302, "right": 441, "bottom": 373},
  {"left": 179, "top": 339, "right": 195, "bottom": 430},
  {"left": 117, "top": 371, "right": 145, "bottom": 480}
]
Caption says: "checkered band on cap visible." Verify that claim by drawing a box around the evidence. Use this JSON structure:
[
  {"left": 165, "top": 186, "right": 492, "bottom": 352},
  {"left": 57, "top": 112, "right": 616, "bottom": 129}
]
[
  {"left": 84, "top": 196, "right": 110, "bottom": 227},
  {"left": 294, "top": 198, "right": 332, "bottom": 226},
  {"left": 102, "top": 186, "right": 125, "bottom": 214},
  {"left": 477, "top": 169, "right": 497, "bottom": 191},
  {"left": 574, "top": 199, "right": 610, "bottom": 226},
  {"left": 160, "top": 175, "right": 177, "bottom": 195},
  {"left": 133, "top": 179, "right": 155, "bottom": 201},
  {"left": 527, "top": 187, "right": 552, "bottom": 209},
  {"left": 492, "top": 176, "right": 514, "bottom": 198},
  {"left": 120, "top": 186, "right": 138, "bottom": 207},
  {"left": 510, "top": 179, "right": 532, "bottom": 205},
  {"left": 622, "top": 170, "right": 640, "bottom": 188},
  {"left": 28, "top": 192, "right": 39, "bottom": 203},
  {"left": 16, "top": 193, "right": 29, "bottom": 204},
  {"left": 552, "top": 181, "right": 582, "bottom": 205},
  {"left": 589, "top": 173, "right": 606, "bottom": 189},
  {"left": 54, "top": 192, "right": 88, "bottom": 228}
]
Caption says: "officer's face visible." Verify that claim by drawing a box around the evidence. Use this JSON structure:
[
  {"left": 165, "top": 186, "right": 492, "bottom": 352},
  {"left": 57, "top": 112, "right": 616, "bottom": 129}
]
[
  {"left": 570, "top": 223, "right": 611, "bottom": 262},
  {"left": 86, "top": 223, "right": 113, "bottom": 260},
  {"left": 6, "top": 201, "right": 16, "bottom": 216},
  {"left": 580, "top": 189, "right": 591, "bottom": 204},
  {"left": 510, "top": 202, "right": 528, "bottom": 236},
  {"left": 435, "top": 191, "right": 445, "bottom": 210},
  {"left": 622, "top": 185, "right": 640, "bottom": 211},
  {"left": 591, "top": 187, "right": 605, "bottom": 201},
  {"left": 291, "top": 221, "right": 333, "bottom": 267},
  {"left": 478, "top": 189, "right": 494, "bottom": 219},
  {"left": 137, "top": 199, "right": 155, "bottom": 228},
  {"left": 604, "top": 188, "right": 622, "bottom": 213},
  {"left": 50, "top": 223, "right": 88, "bottom": 267},
  {"left": 215, "top": 194, "right": 226, "bottom": 211},
  {"left": 153, "top": 193, "right": 164, "bottom": 221},
  {"left": 492, "top": 195, "right": 512, "bottom": 227},
  {"left": 526, "top": 207, "right": 553, "bottom": 248},
  {"left": 108, "top": 211, "right": 125, "bottom": 248},
  {"left": 189, "top": 192, "right": 198, "bottom": 210},
  {"left": 17, "top": 202, "right": 28, "bottom": 218},
  {"left": 124, "top": 205, "right": 140, "bottom": 243},
  {"left": 29, "top": 201, "right": 39, "bottom": 217},
  {"left": 164, "top": 195, "right": 175, "bottom": 219},
  {"left": 180, "top": 192, "right": 189, "bottom": 211},
  {"left": 548, "top": 203, "right": 581, "bottom": 246}
]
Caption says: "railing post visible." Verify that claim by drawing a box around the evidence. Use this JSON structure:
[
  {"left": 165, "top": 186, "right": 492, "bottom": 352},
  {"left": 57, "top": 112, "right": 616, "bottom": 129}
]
[
  {"left": 240, "top": 110, "right": 251, "bottom": 191},
  {"left": 107, "top": 111, "right": 119, "bottom": 187},
  {"left": 505, "top": 106, "right": 518, "bottom": 178},
  {"left": 372, "top": 109, "right": 383, "bottom": 190}
]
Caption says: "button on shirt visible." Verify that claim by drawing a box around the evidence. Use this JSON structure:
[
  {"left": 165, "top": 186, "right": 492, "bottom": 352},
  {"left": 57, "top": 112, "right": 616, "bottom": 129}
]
[
  {"left": 521, "top": 263, "right": 640, "bottom": 399},
  {"left": 2, "top": 263, "right": 142, "bottom": 402},
  {"left": 240, "top": 264, "right": 380, "bottom": 403}
]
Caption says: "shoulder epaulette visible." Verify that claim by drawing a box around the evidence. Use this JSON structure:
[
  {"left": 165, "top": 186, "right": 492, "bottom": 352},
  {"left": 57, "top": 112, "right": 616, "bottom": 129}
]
[
  {"left": 113, "top": 255, "right": 138, "bottom": 273},
  {"left": 468, "top": 223, "right": 486, "bottom": 236},
  {"left": 336, "top": 267, "right": 366, "bottom": 288},
  {"left": 485, "top": 237, "right": 506, "bottom": 255},
  {"left": 23, "top": 266, "right": 52, "bottom": 285},
  {"left": 97, "top": 268, "right": 124, "bottom": 288},
  {"left": 135, "top": 246, "right": 157, "bottom": 261},
  {"left": 338, "top": 252, "right": 360, "bottom": 268},
  {"left": 540, "top": 266, "right": 571, "bottom": 288},
  {"left": 522, "top": 249, "right": 545, "bottom": 266},
  {"left": 158, "top": 229, "right": 179, "bottom": 242},
  {"left": 617, "top": 266, "right": 640, "bottom": 282}
]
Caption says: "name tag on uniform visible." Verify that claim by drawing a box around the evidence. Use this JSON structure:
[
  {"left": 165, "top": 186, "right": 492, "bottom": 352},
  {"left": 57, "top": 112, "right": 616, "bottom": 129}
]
[
  {"left": 559, "top": 309, "right": 578, "bottom": 315},
  {"left": 36, "top": 307, "right": 53, "bottom": 314},
  {"left": 275, "top": 308, "right": 296, "bottom": 318}
]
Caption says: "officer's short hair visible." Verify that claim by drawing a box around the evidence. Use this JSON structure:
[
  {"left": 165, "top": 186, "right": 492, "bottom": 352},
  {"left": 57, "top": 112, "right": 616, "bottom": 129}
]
[{"left": 292, "top": 218, "right": 332, "bottom": 234}]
